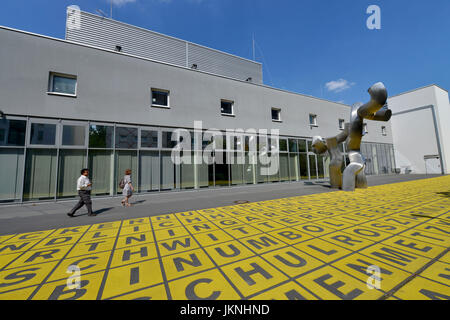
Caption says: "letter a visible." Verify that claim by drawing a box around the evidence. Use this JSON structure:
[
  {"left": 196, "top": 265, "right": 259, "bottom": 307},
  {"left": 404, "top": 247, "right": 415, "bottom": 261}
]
[{"left": 366, "top": 5, "right": 381, "bottom": 30}]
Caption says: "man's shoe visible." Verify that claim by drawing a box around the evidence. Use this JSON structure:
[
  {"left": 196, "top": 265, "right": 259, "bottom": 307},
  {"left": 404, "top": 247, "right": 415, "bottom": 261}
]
[
  {"left": 88, "top": 213, "right": 96, "bottom": 217},
  {"left": 67, "top": 213, "right": 74, "bottom": 218}
]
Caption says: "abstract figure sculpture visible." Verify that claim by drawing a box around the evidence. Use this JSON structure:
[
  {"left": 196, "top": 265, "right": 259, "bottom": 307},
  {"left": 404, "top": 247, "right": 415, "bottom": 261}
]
[{"left": 312, "top": 82, "right": 392, "bottom": 191}]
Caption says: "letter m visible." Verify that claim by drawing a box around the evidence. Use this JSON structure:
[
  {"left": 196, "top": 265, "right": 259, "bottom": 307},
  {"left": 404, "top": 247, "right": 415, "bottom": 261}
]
[{"left": 371, "top": 247, "right": 416, "bottom": 266}]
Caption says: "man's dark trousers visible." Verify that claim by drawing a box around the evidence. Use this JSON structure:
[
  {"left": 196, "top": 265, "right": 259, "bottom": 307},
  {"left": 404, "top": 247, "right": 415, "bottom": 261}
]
[{"left": 69, "top": 190, "right": 93, "bottom": 216}]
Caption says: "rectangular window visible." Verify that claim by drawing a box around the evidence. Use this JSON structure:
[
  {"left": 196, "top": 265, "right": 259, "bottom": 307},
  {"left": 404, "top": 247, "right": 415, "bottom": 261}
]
[
  {"left": 30, "top": 123, "right": 56, "bottom": 145},
  {"left": 382, "top": 126, "right": 387, "bottom": 136},
  {"left": 151, "top": 89, "right": 169, "bottom": 108},
  {"left": 89, "top": 125, "right": 113, "bottom": 148},
  {"left": 162, "top": 131, "right": 177, "bottom": 149},
  {"left": 48, "top": 72, "right": 77, "bottom": 96},
  {"left": 115, "top": 127, "right": 138, "bottom": 149},
  {"left": 0, "top": 120, "right": 26, "bottom": 146},
  {"left": 62, "top": 125, "right": 86, "bottom": 146},
  {"left": 272, "top": 108, "right": 281, "bottom": 121},
  {"left": 309, "top": 114, "right": 318, "bottom": 126},
  {"left": 363, "top": 123, "right": 368, "bottom": 135},
  {"left": 339, "top": 119, "right": 345, "bottom": 130},
  {"left": 141, "top": 130, "right": 159, "bottom": 148},
  {"left": 221, "top": 100, "right": 234, "bottom": 116}
]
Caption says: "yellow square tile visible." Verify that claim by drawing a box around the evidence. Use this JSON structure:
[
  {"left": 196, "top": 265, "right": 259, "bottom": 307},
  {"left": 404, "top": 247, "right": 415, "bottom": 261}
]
[
  {"left": 220, "top": 256, "right": 289, "bottom": 297},
  {"left": 268, "top": 227, "right": 313, "bottom": 245},
  {"left": 116, "top": 232, "right": 154, "bottom": 249},
  {"left": 239, "top": 234, "right": 287, "bottom": 255},
  {"left": 152, "top": 219, "right": 183, "bottom": 230},
  {"left": 315, "top": 218, "right": 360, "bottom": 231},
  {"left": 223, "top": 224, "right": 263, "bottom": 239},
  {"left": 79, "top": 228, "right": 119, "bottom": 243},
  {"left": 3, "top": 230, "right": 53, "bottom": 243},
  {"left": 400, "top": 229, "right": 449, "bottom": 246},
  {"left": 0, "top": 285, "right": 37, "bottom": 300},
  {"left": 162, "top": 248, "right": 215, "bottom": 281},
  {"left": 90, "top": 221, "right": 121, "bottom": 231},
  {"left": 119, "top": 224, "right": 153, "bottom": 237},
  {"left": 154, "top": 226, "right": 189, "bottom": 242},
  {"left": 273, "top": 216, "right": 305, "bottom": 227},
  {"left": 358, "top": 220, "right": 408, "bottom": 235},
  {"left": 193, "top": 230, "right": 234, "bottom": 248},
  {"left": 331, "top": 253, "right": 412, "bottom": 293},
  {"left": 321, "top": 231, "right": 375, "bottom": 251},
  {"left": 296, "top": 265, "right": 383, "bottom": 300},
  {"left": 211, "top": 218, "right": 243, "bottom": 229},
  {"left": 0, "top": 261, "right": 58, "bottom": 293},
  {"left": 169, "top": 268, "right": 241, "bottom": 300},
  {"left": 0, "top": 240, "right": 41, "bottom": 256},
  {"left": 102, "top": 259, "right": 163, "bottom": 299},
  {"left": 158, "top": 236, "right": 199, "bottom": 257},
  {"left": 32, "top": 234, "right": 83, "bottom": 250},
  {"left": 33, "top": 270, "right": 105, "bottom": 300},
  {"left": 204, "top": 241, "right": 256, "bottom": 266},
  {"left": 292, "top": 223, "right": 336, "bottom": 237},
  {"left": 359, "top": 243, "right": 432, "bottom": 273},
  {"left": 0, "top": 252, "right": 22, "bottom": 270},
  {"left": 50, "top": 226, "right": 90, "bottom": 237},
  {"left": 380, "top": 235, "right": 447, "bottom": 259},
  {"left": 420, "top": 261, "right": 450, "bottom": 286},
  {"left": 66, "top": 239, "right": 115, "bottom": 258},
  {"left": 261, "top": 247, "right": 324, "bottom": 278},
  {"left": 150, "top": 214, "right": 177, "bottom": 222},
  {"left": 110, "top": 243, "right": 158, "bottom": 268},
  {"left": 122, "top": 217, "right": 150, "bottom": 227},
  {"left": 46, "top": 251, "right": 111, "bottom": 282},
  {"left": 394, "top": 276, "right": 450, "bottom": 300},
  {"left": 250, "top": 281, "right": 318, "bottom": 300},
  {"left": 109, "top": 284, "right": 167, "bottom": 300},
  {"left": 184, "top": 222, "right": 219, "bottom": 235},
  {"left": 0, "top": 235, "right": 15, "bottom": 244},
  {"left": 6, "top": 245, "right": 73, "bottom": 269},
  {"left": 251, "top": 220, "right": 288, "bottom": 233},
  {"left": 293, "top": 238, "right": 352, "bottom": 263},
  {"left": 342, "top": 225, "right": 393, "bottom": 242}
]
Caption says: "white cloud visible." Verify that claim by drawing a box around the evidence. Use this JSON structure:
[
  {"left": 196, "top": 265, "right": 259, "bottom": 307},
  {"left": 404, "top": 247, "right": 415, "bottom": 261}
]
[
  {"left": 325, "top": 79, "right": 355, "bottom": 93},
  {"left": 110, "top": 0, "right": 137, "bottom": 6}
]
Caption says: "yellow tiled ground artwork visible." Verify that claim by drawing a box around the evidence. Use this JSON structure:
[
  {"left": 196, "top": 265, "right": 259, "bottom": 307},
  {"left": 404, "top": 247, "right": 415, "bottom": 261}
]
[{"left": 0, "top": 176, "right": 449, "bottom": 300}]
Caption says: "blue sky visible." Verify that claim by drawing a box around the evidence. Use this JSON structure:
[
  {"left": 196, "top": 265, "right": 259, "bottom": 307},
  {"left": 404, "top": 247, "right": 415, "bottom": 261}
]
[{"left": 1, "top": 0, "right": 449, "bottom": 104}]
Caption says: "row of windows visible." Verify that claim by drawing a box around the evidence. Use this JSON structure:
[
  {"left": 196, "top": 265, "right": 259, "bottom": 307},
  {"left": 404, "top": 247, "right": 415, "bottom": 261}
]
[{"left": 46, "top": 72, "right": 388, "bottom": 135}]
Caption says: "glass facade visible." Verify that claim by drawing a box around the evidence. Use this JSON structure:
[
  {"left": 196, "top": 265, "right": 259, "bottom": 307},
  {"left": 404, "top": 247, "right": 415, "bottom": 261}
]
[{"left": 0, "top": 117, "right": 396, "bottom": 203}]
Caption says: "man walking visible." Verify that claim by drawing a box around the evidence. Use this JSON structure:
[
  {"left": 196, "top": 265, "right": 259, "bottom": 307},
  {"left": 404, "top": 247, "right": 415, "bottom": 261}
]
[{"left": 68, "top": 168, "right": 95, "bottom": 217}]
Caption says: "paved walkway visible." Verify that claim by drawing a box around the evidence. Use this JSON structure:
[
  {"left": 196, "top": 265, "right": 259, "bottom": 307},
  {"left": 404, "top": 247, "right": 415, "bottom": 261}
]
[{"left": 0, "top": 175, "right": 448, "bottom": 300}]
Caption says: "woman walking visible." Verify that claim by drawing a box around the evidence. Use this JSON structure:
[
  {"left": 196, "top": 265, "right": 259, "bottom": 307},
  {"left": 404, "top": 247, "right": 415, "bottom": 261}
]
[{"left": 121, "top": 169, "right": 134, "bottom": 207}]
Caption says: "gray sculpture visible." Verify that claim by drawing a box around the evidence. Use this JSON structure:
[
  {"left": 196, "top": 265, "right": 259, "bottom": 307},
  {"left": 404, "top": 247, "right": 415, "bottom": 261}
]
[{"left": 312, "top": 82, "right": 391, "bottom": 191}]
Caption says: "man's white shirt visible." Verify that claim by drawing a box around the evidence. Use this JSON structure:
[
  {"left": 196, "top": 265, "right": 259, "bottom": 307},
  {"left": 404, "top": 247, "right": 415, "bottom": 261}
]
[{"left": 77, "top": 175, "right": 92, "bottom": 191}]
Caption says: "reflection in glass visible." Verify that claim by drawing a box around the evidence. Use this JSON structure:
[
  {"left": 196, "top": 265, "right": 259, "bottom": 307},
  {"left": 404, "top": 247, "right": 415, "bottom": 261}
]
[
  {"left": 161, "top": 151, "right": 176, "bottom": 190},
  {"left": 0, "top": 149, "right": 24, "bottom": 202},
  {"left": 115, "top": 150, "right": 138, "bottom": 194},
  {"left": 30, "top": 123, "right": 56, "bottom": 145},
  {"left": 57, "top": 150, "right": 85, "bottom": 198},
  {"left": 0, "top": 120, "right": 26, "bottom": 146},
  {"left": 280, "top": 153, "right": 289, "bottom": 181},
  {"left": 299, "top": 153, "right": 309, "bottom": 180},
  {"left": 317, "top": 155, "right": 325, "bottom": 179},
  {"left": 89, "top": 150, "right": 113, "bottom": 196},
  {"left": 51, "top": 75, "right": 76, "bottom": 95},
  {"left": 162, "top": 131, "right": 177, "bottom": 149},
  {"left": 298, "top": 140, "right": 307, "bottom": 153},
  {"left": 289, "top": 139, "right": 298, "bottom": 153},
  {"left": 139, "top": 151, "right": 160, "bottom": 192},
  {"left": 141, "top": 130, "right": 158, "bottom": 148},
  {"left": 279, "top": 139, "right": 288, "bottom": 152},
  {"left": 244, "top": 152, "right": 256, "bottom": 184},
  {"left": 289, "top": 154, "right": 299, "bottom": 181},
  {"left": 214, "top": 151, "right": 229, "bottom": 187},
  {"left": 115, "top": 127, "right": 138, "bottom": 149},
  {"left": 62, "top": 125, "right": 85, "bottom": 146},
  {"left": 180, "top": 152, "right": 195, "bottom": 189},
  {"left": 231, "top": 152, "right": 244, "bottom": 185},
  {"left": 24, "top": 149, "right": 57, "bottom": 200},
  {"left": 309, "top": 154, "right": 317, "bottom": 179},
  {"left": 89, "top": 125, "right": 113, "bottom": 148}
]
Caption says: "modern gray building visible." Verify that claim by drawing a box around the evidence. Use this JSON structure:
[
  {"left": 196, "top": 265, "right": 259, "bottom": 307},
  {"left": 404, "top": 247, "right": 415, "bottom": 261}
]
[{"left": 0, "top": 9, "right": 396, "bottom": 204}]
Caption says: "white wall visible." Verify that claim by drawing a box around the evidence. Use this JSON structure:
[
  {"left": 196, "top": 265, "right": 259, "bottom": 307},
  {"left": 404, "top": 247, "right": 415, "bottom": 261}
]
[{"left": 388, "top": 85, "right": 450, "bottom": 174}]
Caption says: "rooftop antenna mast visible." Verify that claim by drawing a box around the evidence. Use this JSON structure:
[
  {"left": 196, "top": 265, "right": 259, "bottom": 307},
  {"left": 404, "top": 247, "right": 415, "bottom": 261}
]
[
  {"left": 110, "top": 0, "right": 113, "bottom": 19},
  {"left": 252, "top": 34, "right": 256, "bottom": 61}
]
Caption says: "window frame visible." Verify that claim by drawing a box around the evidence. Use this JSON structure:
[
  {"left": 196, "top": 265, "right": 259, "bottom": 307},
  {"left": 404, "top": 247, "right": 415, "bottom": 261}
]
[
  {"left": 220, "top": 99, "right": 235, "bottom": 117},
  {"left": 381, "top": 126, "right": 387, "bottom": 136},
  {"left": 139, "top": 126, "right": 161, "bottom": 150},
  {"left": 59, "top": 121, "right": 88, "bottom": 149},
  {"left": 47, "top": 72, "right": 78, "bottom": 97},
  {"left": 27, "top": 119, "right": 60, "bottom": 148},
  {"left": 309, "top": 114, "right": 318, "bottom": 127},
  {"left": 363, "top": 123, "right": 368, "bottom": 135},
  {"left": 271, "top": 108, "right": 282, "bottom": 122},
  {"left": 339, "top": 119, "right": 345, "bottom": 130},
  {"left": 151, "top": 88, "right": 170, "bottom": 109}
]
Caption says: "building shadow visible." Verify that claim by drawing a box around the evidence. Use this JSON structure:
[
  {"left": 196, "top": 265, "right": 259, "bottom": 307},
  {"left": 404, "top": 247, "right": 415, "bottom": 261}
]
[
  {"left": 303, "top": 181, "right": 332, "bottom": 189},
  {"left": 132, "top": 200, "right": 147, "bottom": 205},
  {"left": 93, "top": 207, "right": 114, "bottom": 215}
]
